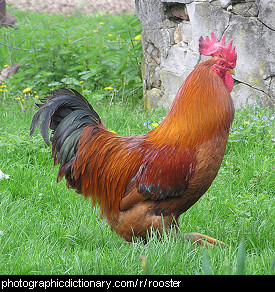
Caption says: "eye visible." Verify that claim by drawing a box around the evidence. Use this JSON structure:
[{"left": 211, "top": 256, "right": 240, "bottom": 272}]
[{"left": 220, "top": 61, "right": 225, "bottom": 66}]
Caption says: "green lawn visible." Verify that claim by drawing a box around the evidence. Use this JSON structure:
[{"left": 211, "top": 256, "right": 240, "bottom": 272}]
[
  {"left": 0, "top": 98, "right": 274, "bottom": 275},
  {"left": 0, "top": 7, "right": 274, "bottom": 275}
]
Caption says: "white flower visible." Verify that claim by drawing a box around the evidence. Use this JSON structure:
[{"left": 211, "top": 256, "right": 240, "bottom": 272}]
[{"left": 0, "top": 169, "right": 10, "bottom": 180}]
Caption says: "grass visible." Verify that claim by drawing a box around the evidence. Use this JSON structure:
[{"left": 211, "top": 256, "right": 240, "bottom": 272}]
[{"left": 0, "top": 8, "right": 274, "bottom": 275}]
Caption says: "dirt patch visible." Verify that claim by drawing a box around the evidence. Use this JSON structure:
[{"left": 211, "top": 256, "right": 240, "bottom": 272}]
[{"left": 8, "top": 0, "right": 136, "bottom": 15}]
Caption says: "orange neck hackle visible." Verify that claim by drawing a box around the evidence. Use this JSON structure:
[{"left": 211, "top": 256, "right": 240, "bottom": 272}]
[{"left": 147, "top": 57, "right": 235, "bottom": 148}]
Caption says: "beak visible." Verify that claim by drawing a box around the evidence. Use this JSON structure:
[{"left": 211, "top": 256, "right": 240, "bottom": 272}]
[{"left": 229, "top": 69, "right": 235, "bottom": 75}]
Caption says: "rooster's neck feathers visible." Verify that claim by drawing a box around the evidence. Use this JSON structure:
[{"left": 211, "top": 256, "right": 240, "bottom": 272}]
[{"left": 147, "top": 58, "right": 234, "bottom": 148}]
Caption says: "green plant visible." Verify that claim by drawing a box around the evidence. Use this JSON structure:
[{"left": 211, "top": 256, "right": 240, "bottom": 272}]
[{"left": 0, "top": 9, "right": 142, "bottom": 104}]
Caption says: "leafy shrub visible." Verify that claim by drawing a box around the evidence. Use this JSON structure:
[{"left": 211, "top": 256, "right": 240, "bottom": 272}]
[{"left": 0, "top": 10, "right": 142, "bottom": 102}]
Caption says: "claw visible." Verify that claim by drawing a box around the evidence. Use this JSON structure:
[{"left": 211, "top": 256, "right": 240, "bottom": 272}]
[{"left": 184, "top": 232, "right": 229, "bottom": 248}]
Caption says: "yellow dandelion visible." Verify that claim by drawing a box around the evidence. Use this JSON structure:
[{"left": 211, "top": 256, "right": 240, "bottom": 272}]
[
  {"left": 244, "top": 121, "right": 250, "bottom": 125},
  {"left": 4, "top": 64, "right": 9, "bottom": 67},
  {"left": 79, "top": 81, "right": 83, "bottom": 84},
  {"left": 34, "top": 95, "right": 39, "bottom": 98},
  {"left": 21, "top": 99, "right": 26, "bottom": 103},
  {"left": 23, "top": 87, "right": 31, "bottom": 93},
  {"left": 15, "top": 97, "right": 21, "bottom": 100},
  {"left": 108, "top": 34, "right": 113, "bottom": 37},
  {"left": 33, "top": 91, "right": 37, "bottom": 94},
  {"left": 99, "top": 22, "right": 104, "bottom": 25},
  {"left": 0, "top": 84, "right": 7, "bottom": 88},
  {"left": 134, "top": 35, "right": 142, "bottom": 40},
  {"left": 104, "top": 86, "right": 113, "bottom": 90},
  {"left": 109, "top": 130, "right": 116, "bottom": 134},
  {"left": 93, "top": 30, "right": 98, "bottom": 33},
  {"left": 151, "top": 123, "right": 159, "bottom": 128},
  {"left": 0, "top": 89, "right": 7, "bottom": 92}
]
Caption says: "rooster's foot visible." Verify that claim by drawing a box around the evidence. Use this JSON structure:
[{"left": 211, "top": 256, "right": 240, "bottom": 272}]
[{"left": 184, "top": 232, "right": 228, "bottom": 248}]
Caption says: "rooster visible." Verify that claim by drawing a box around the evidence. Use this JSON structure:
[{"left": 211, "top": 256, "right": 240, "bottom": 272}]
[{"left": 30, "top": 32, "right": 237, "bottom": 246}]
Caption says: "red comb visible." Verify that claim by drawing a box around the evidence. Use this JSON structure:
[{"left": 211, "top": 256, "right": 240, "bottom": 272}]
[{"left": 199, "top": 31, "right": 237, "bottom": 68}]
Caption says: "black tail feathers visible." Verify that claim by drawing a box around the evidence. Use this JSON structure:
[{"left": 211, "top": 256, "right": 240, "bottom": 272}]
[{"left": 30, "top": 88, "right": 101, "bottom": 166}]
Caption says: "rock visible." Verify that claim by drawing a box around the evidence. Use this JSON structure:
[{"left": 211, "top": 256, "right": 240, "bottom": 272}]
[
  {"left": 256, "top": 0, "right": 275, "bottom": 30},
  {"left": 160, "top": 70, "right": 187, "bottom": 107},
  {"left": 136, "top": 0, "right": 275, "bottom": 110},
  {"left": 162, "top": 44, "right": 200, "bottom": 75},
  {"left": 219, "top": 0, "right": 232, "bottom": 8},
  {"left": 225, "top": 14, "right": 275, "bottom": 93},
  {"left": 162, "top": 0, "right": 193, "bottom": 4},
  {"left": 174, "top": 26, "right": 182, "bottom": 44},
  {"left": 232, "top": 82, "right": 273, "bottom": 109},
  {"left": 231, "top": 2, "right": 258, "bottom": 17},
  {"left": 171, "top": 4, "right": 189, "bottom": 20},
  {"left": 185, "top": 1, "right": 231, "bottom": 51},
  {"left": 135, "top": 0, "right": 164, "bottom": 30},
  {"left": 268, "top": 77, "right": 275, "bottom": 101},
  {"left": 179, "top": 21, "right": 192, "bottom": 44},
  {"left": 0, "top": 64, "right": 20, "bottom": 81},
  {"left": 144, "top": 88, "right": 163, "bottom": 110}
]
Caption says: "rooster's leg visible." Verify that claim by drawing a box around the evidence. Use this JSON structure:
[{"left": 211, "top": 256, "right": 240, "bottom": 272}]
[
  {"left": 111, "top": 201, "right": 228, "bottom": 247},
  {"left": 183, "top": 232, "right": 228, "bottom": 247}
]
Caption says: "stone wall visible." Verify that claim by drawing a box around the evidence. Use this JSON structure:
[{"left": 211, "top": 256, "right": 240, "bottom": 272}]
[{"left": 135, "top": 0, "right": 275, "bottom": 110}]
